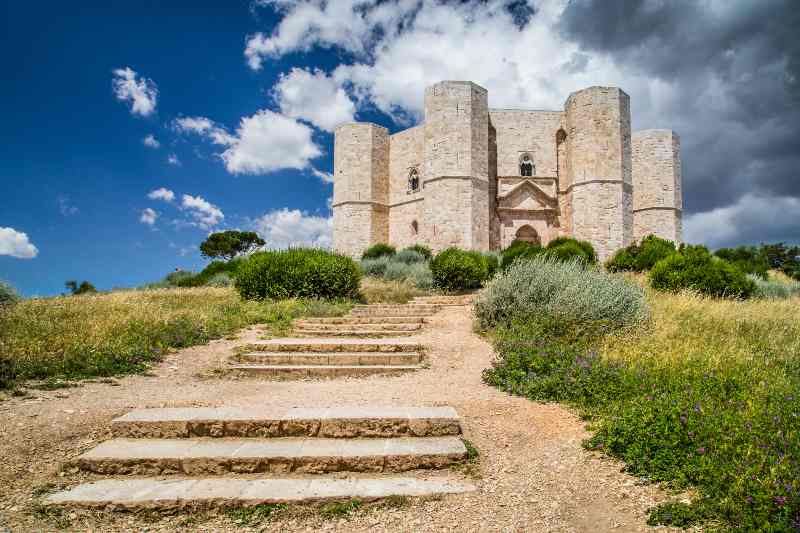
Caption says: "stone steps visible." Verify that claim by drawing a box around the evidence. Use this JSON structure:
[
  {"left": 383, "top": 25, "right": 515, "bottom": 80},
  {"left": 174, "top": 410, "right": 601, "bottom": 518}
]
[
  {"left": 290, "top": 328, "right": 419, "bottom": 338},
  {"left": 234, "top": 352, "right": 423, "bottom": 366},
  {"left": 297, "top": 316, "right": 425, "bottom": 325},
  {"left": 293, "top": 322, "right": 423, "bottom": 332},
  {"left": 228, "top": 364, "right": 422, "bottom": 378},
  {"left": 111, "top": 406, "right": 462, "bottom": 439},
  {"left": 410, "top": 296, "right": 474, "bottom": 306},
  {"left": 348, "top": 305, "right": 441, "bottom": 317},
  {"left": 241, "top": 339, "right": 422, "bottom": 353},
  {"left": 45, "top": 477, "right": 476, "bottom": 510},
  {"left": 72, "top": 436, "right": 467, "bottom": 475}
]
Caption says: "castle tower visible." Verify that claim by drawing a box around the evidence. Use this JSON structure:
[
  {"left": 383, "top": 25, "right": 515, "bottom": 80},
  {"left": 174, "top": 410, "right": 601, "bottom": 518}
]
[
  {"left": 565, "top": 87, "right": 634, "bottom": 261},
  {"left": 632, "top": 130, "right": 683, "bottom": 244},
  {"left": 421, "top": 81, "right": 490, "bottom": 252},
  {"left": 331, "top": 123, "right": 389, "bottom": 258}
]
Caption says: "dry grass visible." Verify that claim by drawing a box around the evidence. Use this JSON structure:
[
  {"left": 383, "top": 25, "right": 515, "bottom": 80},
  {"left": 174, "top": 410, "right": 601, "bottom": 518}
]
[{"left": 359, "top": 278, "right": 429, "bottom": 304}]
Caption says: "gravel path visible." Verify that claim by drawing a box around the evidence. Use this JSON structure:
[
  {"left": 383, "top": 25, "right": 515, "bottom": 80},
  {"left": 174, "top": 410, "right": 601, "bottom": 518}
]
[{"left": 0, "top": 305, "right": 675, "bottom": 532}]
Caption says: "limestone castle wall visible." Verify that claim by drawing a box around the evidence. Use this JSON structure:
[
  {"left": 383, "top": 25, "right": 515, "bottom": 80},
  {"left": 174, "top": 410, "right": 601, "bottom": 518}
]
[
  {"left": 632, "top": 130, "right": 683, "bottom": 244},
  {"left": 565, "top": 86, "right": 634, "bottom": 261},
  {"left": 386, "top": 125, "right": 425, "bottom": 248},
  {"left": 489, "top": 110, "right": 564, "bottom": 180}
]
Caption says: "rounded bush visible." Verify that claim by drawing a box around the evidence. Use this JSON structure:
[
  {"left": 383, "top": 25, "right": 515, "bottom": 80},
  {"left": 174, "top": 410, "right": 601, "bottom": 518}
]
[
  {"left": 362, "top": 243, "right": 396, "bottom": 260},
  {"left": 475, "top": 254, "right": 648, "bottom": 331},
  {"left": 607, "top": 235, "right": 676, "bottom": 272},
  {"left": 0, "top": 281, "right": 20, "bottom": 307},
  {"left": 360, "top": 256, "right": 391, "bottom": 277},
  {"left": 649, "top": 245, "right": 755, "bottom": 298},
  {"left": 430, "top": 248, "right": 489, "bottom": 291},
  {"left": 394, "top": 249, "right": 426, "bottom": 264},
  {"left": 403, "top": 244, "right": 432, "bottom": 261},
  {"left": 481, "top": 252, "right": 500, "bottom": 279},
  {"left": 206, "top": 272, "right": 233, "bottom": 287},
  {"left": 546, "top": 237, "right": 597, "bottom": 264},
  {"left": 235, "top": 248, "right": 361, "bottom": 300},
  {"left": 501, "top": 240, "right": 543, "bottom": 271}
]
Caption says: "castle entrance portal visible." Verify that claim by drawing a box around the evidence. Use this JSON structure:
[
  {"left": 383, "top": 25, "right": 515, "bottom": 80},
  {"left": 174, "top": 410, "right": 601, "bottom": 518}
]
[{"left": 515, "top": 225, "right": 541, "bottom": 245}]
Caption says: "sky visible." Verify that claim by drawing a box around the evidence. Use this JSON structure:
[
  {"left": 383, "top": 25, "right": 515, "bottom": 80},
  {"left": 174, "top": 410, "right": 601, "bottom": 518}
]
[{"left": 1, "top": 0, "right": 798, "bottom": 296}]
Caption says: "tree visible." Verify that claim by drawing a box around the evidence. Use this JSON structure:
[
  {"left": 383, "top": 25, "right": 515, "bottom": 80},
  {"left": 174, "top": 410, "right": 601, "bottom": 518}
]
[
  {"left": 199, "top": 231, "right": 265, "bottom": 261},
  {"left": 65, "top": 280, "right": 97, "bottom": 295}
]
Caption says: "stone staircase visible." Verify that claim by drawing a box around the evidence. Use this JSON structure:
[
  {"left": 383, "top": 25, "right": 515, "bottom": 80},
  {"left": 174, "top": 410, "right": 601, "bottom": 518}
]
[{"left": 46, "top": 407, "right": 475, "bottom": 509}]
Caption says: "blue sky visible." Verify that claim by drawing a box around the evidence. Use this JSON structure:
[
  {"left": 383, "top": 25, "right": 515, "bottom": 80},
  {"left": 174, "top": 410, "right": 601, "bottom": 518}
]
[{"left": 2, "top": 1, "right": 798, "bottom": 296}]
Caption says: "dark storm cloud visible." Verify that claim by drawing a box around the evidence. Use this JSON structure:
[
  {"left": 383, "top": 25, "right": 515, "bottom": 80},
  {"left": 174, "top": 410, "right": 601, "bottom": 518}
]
[{"left": 559, "top": 0, "right": 800, "bottom": 245}]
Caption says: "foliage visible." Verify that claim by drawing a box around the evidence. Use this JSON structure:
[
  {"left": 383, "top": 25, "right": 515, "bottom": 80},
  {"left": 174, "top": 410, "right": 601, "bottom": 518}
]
[
  {"left": 360, "top": 256, "right": 391, "bottom": 278},
  {"left": 359, "top": 277, "right": 427, "bottom": 304},
  {"left": 500, "top": 240, "right": 543, "bottom": 271},
  {"left": 65, "top": 280, "right": 97, "bottom": 295},
  {"left": 430, "top": 247, "right": 490, "bottom": 292},
  {"left": 393, "top": 249, "right": 426, "bottom": 264},
  {"left": 0, "top": 288, "right": 350, "bottom": 389},
  {"left": 0, "top": 281, "right": 20, "bottom": 307},
  {"left": 403, "top": 244, "right": 432, "bottom": 260},
  {"left": 714, "top": 245, "right": 770, "bottom": 279},
  {"left": 480, "top": 251, "right": 500, "bottom": 279},
  {"left": 361, "top": 243, "right": 396, "bottom": 260},
  {"left": 235, "top": 248, "right": 361, "bottom": 300},
  {"left": 475, "top": 254, "right": 647, "bottom": 332},
  {"left": 199, "top": 230, "right": 265, "bottom": 261},
  {"left": 649, "top": 245, "right": 756, "bottom": 298},
  {"left": 483, "top": 289, "right": 800, "bottom": 531},
  {"left": 761, "top": 242, "right": 800, "bottom": 280},
  {"left": 206, "top": 272, "right": 233, "bottom": 287},
  {"left": 749, "top": 273, "right": 800, "bottom": 299},
  {"left": 544, "top": 237, "right": 597, "bottom": 264},
  {"left": 606, "top": 235, "right": 676, "bottom": 273},
  {"left": 360, "top": 253, "right": 433, "bottom": 289}
]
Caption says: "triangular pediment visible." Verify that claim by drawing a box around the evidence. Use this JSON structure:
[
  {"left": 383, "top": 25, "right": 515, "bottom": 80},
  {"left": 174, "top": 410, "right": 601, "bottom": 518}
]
[{"left": 498, "top": 180, "right": 558, "bottom": 211}]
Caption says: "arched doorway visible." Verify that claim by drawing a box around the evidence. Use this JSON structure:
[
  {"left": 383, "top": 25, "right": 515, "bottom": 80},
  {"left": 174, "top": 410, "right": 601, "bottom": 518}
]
[{"left": 515, "top": 225, "right": 540, "bottom": 245}]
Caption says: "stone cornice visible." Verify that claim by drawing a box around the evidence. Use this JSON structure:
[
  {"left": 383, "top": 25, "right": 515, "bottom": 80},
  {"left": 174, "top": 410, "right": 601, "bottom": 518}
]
[
  {"left": 564, "top": 179, "right": 634, "bottom": 194},
  {"left": 633, "top": 206, "right": 682, "bottom": 213}
]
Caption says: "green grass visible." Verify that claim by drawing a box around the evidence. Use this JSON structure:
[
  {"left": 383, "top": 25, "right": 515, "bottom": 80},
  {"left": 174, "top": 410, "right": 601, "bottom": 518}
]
[
  {"left": 482, "top": 288, "right": 800, "bottom": 530},
  {"left": 319, "top": 499, "right": 362, "bottom": 519},
  {"left": 0, "top": 288, "right": 351, "bottom": 389},
  {"left": 225, "top": 503, "right": 286, "bottom": 525}
]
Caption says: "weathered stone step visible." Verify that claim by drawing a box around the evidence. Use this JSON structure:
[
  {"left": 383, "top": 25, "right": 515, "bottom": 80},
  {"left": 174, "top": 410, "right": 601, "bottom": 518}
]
[
  {"left": 290, "top": 328, "right": 418, "bottom": 338},
  {"left": 72, "top": 437, "right": 467, "bottom": 475},
  {"left": 241, "top": 339, "right": 422, "bottom": 353},
  {"left": 112, "top": 406, "right": 462, "bottom": 439},
  {"left": 351, "top": 304, "right": 439, "bottom": 312},
  {"left": 349, "top": 308, "right": 440, "bottom": 317},
  {"left": 297, "top": 317, "right": 425, "bottom": 325},
  {"left": 46, "top": 476, "right": 476, "bottom": 509},
  {"left": 229, "top": 364, "right": 421, "bottom": 378},
  {"left": 293, "top": 322, "right": 422, "bottom": 332},
  {"left": 411, "top": 297, "right": 473, "bottom": 306},
  {"left": 235, "top": 351, "right": 423, "bottom": 366}
]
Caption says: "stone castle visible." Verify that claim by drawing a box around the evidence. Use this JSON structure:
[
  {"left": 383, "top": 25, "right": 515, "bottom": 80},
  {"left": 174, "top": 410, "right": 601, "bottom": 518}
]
[{"left": 332, "top": 81, "right": 682, "bottom": 261}]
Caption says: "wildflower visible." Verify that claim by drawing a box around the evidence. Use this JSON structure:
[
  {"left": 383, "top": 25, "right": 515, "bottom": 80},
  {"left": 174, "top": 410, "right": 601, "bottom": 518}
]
[
  {"left": 746, "top": 496, "right": 754, "bottom": 504},
  {"left": 694, "top": 403, "right": 702, "bottom": 413},
  {"left": 646, "top": 395, "right": 653, "bottom": 401},
  {"left": 679, "top": 415, "right": 688, "bottom": 425},
  {"left": 697, "top": 447, "right": 706, "bottom": 455},
  {"left": 774, "top": 496, "right": 787, "bottom": 506}
]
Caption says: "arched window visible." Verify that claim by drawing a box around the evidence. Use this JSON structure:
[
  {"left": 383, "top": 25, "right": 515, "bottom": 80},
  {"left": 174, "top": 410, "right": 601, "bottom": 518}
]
[
  {"left": 519, "top": 153, "right": 534, "bottom": 177},
  {"left": 556, "top": 129, "right": 567, "bottom": 145},
  {"left": 411, "top": 220, "right": 419, "bottom": 236},
  {"left": 515, "top": 225, "right": 540, "bottom": 245},
  {"left": 408, "top": 168, "right": 420, "bottom": 192}
]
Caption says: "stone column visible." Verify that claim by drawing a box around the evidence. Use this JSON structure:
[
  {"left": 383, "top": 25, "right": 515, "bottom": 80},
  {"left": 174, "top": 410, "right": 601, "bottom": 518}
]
[{"left": 632, "top": 129, "right": 683, "bottom": 244}]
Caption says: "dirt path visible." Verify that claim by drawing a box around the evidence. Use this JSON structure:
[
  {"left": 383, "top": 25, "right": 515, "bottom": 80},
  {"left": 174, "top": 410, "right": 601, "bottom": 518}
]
[{"left": 0, "top": 305, "right": 673, "bottom": 532}]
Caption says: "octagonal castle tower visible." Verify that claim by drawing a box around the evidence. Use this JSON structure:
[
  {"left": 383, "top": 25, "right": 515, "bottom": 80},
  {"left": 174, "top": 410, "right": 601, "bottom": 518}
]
[{"left": 332, "top": 81, "right": 682, "bottom": 261}]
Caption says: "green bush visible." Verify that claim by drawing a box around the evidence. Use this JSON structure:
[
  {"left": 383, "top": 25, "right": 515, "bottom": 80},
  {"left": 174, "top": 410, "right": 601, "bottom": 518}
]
[
  {"left": 394, "top": 249, "right": 426, "bottom": 264},
  {"left": 545, "top": 237, "right": 597, "bottom": 264},
  {"left": 0, "top": 281, "right": 19, "bottom": 307},
  {"left": 360, "top": 256, "right": 391, "bottom": 277},
  {"left": 403, "top": 244, "right": 432, "bottom": 260},
  {"left": 714, "top": 246, "right": 769, "bottom": 279},
  {"left": 361, "top": 243, "right": 396, "bottom": 260},
  {"left": 235, "top": 248, "right": 361, "bottom": 300},
  {"left": 481, "top": 251, "right": 500, "bottom": 278},
  {"left": 749, "top": 274, "right": 800, "bottom": 299},
  {"left": 430, "top": 248, "right": 490, "bottom": 292},
  {"left": 206, "top": 272, "right": 233, "bottom": 287},
  {"left": 501, "top": 240, "right": 543, "bottom": 271},
  {"left": 606, "top": 235, "right": 676, "bottom": 272},
  {"left": 476, "top": 254, "right": 647, "bottom": 331},
  {"left": 649, "top": 245, "right": 756, "bottom": 298}
]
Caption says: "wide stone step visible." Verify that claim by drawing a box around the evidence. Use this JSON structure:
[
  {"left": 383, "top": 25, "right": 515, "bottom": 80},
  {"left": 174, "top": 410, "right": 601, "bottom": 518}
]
[
  {"left": 45, "top": 476, "right": 476, "bottom": 509},
  {"left": 349, "top": 309, "right": 440, "bottom": 317},
  {"left": 290, "top": 328, "right": 419, "bottom": 338},
  {"left": 234, "top": 352, "right": 423, "bottom": 366},
  {"left": 293, "top": 322, "right": 422, "bottom": 332},
  {"left": 72, "top": 437, "right": 467, "bottom": 475},
  {"left": 351, "top": 305, "right": 439, "bottom": 312},
  {"left": 229, "top": 364, "right": 421, "bottom": 378},
  {"left": 411, "top": 297, "right": 473, "bottom": 306},
  {"left": 112, "top": 406, "right": 462, "bottom": 439},
  {"left": 297, "top": 317, "right": 425, "bottom": 325},
  {"left": 241, "top": 339, "right": 422, "bottom": 353}
]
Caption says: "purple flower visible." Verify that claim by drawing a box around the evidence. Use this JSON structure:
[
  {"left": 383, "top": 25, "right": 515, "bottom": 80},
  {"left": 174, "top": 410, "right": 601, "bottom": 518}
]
[
  {"left": 688, "top": 431, "right": 695, "bottom": 438},
  {"left": 775, "top": 496, "right": 787, "bottom": 506},
  {"left": 746, "top": 496, "right": 754, "bottom": 504},
  {"left": 697, "top": 447, "right": 706, "bottom": 455},
  {"left": 680, "top": 415, "right": 688, "bottom": 425},
  {"left": 694, "top": 403, "right": 702, "bottom": 413},
  {"left": 646, "top": 395, "right": 653, "bottom": 401}
]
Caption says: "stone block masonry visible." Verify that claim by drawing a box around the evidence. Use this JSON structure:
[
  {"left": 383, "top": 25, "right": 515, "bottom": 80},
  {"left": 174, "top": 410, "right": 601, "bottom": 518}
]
[{"left": 332, "top": 80, "right": 682, "bottom": 259}]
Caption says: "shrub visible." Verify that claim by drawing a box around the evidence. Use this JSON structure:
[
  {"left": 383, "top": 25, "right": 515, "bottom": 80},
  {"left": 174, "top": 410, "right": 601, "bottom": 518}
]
[
  {"left": 475, "top": 254, "right": 648, "bottom": 331},
  {"left": 360, "top": 256, "right": 391, "bottom": 277},
  {"left": 649, "top": 245, "right": 755, "bottom": 298},
  {"left": 0, "top": 281, "right": 19, "bottom": 307},
  {"left": 206, "top": 272, "right": 233, "bottom": 287},
  {"left": 403, "top": 244, "right": 432, "bottom": 260},
  {"left": 235, "top": 248, "right": 361, "bottom": 300},
  {"left": 430, "top": 248, "right": 489, "bottom": 291},
  {"left": 362, "top": 243, "right": 396, "bottom": 260},
  {"left": 501, "top": 240, "right": 542, "bottom": 271},
  {"left": 606, "top": 235, "right": 676, "bottom": 272},
  {"left": 481, "top": 251, "right": 500, "bottom": 278},
  {"left": 165, "top": 270, "right": 197, "bottom": 288},
  {"left": 545, "top": 237, "right": 597, "bottom": 264},
  {"left": 393, "top": 249, "right": 426, "bottom": 264},
  {"left": 749, "top": 274, "right": 800, "bottom": 299},
  {"left": 404, "top": 262, "right": 434, "bottom": 289},
  {"left": 714, "top": 245, "right": 769, "bottom": 279}
]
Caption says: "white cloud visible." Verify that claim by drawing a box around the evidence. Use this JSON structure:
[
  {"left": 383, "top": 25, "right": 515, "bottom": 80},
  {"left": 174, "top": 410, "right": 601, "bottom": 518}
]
[
  {"left": 181, "top": 194, "right": 224, "bottom": 229},
  {"left": 684, "top": 194, "right": 800, "bottom": 249},
  {"left": 251, "top": 208, "right": 332, "bottom": 249},
  {"left": 112, "top": 67, "right": 158, "bottom": 117},
  {"left": 140, "top": 207, "right": 158, "bottom": 226},
  {"left": 274, "top": 67, "right": 356, "bottom": 131},
  {"left": 142, "top": 134, "right": 160, "bottom": 148},
  {"left": 311, "top": 167, "right": 334, "bottom": 184},
  {"left": 0, "top": 227, "right": 38, "bottom": 259},
  {"left": 147, "top": 187, "right": 175, "bottom": 202},
  {"left": 175, "top": 111, "right": 321, "bottom": 174},
  {"left": 58, "top": 195, "right": 79, "bottom": 216},
  {"left": 167, "top": 153, "right": 181, "bottom": 166}
]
